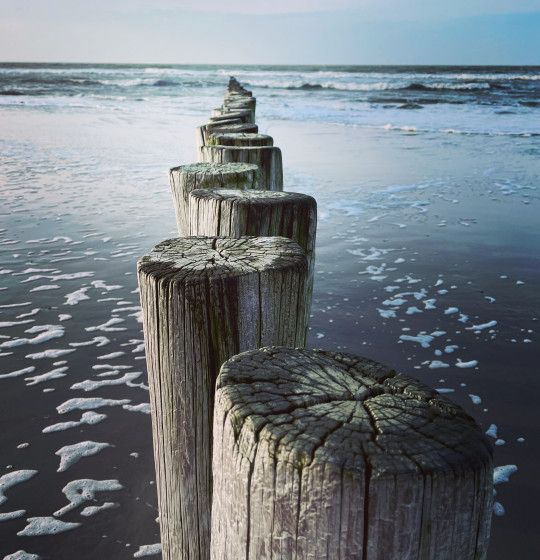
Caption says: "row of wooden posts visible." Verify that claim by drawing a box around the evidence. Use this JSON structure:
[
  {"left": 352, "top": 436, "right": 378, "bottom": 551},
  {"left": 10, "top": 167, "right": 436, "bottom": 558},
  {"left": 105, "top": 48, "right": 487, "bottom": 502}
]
[{"left": 137, "top": 77, "right": 494, "bottom": 560}]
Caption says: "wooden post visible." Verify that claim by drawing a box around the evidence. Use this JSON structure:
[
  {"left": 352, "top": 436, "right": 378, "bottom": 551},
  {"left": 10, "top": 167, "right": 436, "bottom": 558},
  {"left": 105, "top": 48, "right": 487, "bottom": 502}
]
[
  {"left": 200, "top": 145, "right": 283, "bottom": 191},
  {"left": 222, "top": 98, "right": 256, "bottom": 122},
  {"left": 209, "top": 112, "right": 251, "bottom": 124},
  {"left": 211, "top": 347, "right": 494, "bottom": 560},
  {"left": 196, "top": 122, "right": 259, "bottom": 152},
  {"left": 138, "top": 239, "right": 308, "bottom": 560},
  {"left": 169, "top": 163, "right": 259, "bottom": 235},
  {"left": 211, "top": 107, "right": 254, "bottom": 124},
  {"left": 208, "top": 133, "right": 273, "bottom": 147},
  {"left": 188, "top": 188, "right": 316, "bottom": 313}
]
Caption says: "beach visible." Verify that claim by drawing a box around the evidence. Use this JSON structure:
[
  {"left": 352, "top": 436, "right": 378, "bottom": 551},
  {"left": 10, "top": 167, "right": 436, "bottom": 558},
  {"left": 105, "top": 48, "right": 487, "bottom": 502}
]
[{"left": 0, "top": 64, "right": 539, "bottom": 559}]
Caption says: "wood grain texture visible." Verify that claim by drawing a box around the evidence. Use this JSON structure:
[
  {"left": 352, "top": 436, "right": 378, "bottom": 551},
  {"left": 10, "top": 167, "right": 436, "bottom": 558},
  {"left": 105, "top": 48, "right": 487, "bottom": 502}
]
[
  {"left": 200, "top": 145, "right": 283, "bottom": 191},
  {"left": 169, "top": 162, "right": 259, "bottom": 235},
  {"left": 208, "top": 133, "right": 273, "bottom": 147},
  {"left": 138, "top": 239, "right": 309, "bottom": 560},
  {"left": 196, "top": 123, "right": 259, "bottom": 152},
  {"left": 211, "top": 107, "right": 255, "bottom": 124},
  {"left": 209, "top": 112, "right": 251, "bottom": 124},
  {"left": 188, "top": 188, "right": 316, "bottom": 317},
  {"left": 211, "top": 347, "right": 494, "bottom": 560}
]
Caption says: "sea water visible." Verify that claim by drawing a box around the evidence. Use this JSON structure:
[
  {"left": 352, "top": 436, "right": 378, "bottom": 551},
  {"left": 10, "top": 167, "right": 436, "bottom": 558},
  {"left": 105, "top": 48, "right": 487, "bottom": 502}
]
[{"left": 0, "top": 64, "right": 538, "bottom": 559}]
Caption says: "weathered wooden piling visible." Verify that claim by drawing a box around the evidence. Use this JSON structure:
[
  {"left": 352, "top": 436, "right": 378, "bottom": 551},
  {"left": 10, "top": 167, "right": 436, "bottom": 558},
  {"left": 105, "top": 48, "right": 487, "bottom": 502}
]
[
  {"left": 209, "top": 112, "right": 251, "bottom": 124},
  {"left": 200, "top": 145, "right": 283, "bottom": 191},
  {"left": 169, "top": 163, "right": 259, "bottom": 235},
  {"left": 211, "top": 107, "right": 254, "bottom": 124},
  {"left": 196, "top": 122, "right": 259, "bottom": 151},
  {"left": 221, "top": 97, "right": 256, "bottom": 122},
  {"left": 211, "top": 346, "right": 494, "bottom": 560},
  {"left": 188, "top": 188, "right": 316, "bottom": 307},
  {"left": 138, "top": 239, "right": 309, "bottom": 560},
  {"left": 208, "top": 132, "right": 273, "bottom": 147}
]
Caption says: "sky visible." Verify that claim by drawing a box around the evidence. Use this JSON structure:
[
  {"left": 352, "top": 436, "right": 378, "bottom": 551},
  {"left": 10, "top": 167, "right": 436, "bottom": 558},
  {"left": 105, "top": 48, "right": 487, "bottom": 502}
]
[{"left": 0, "top": 0, "right": 539, "bottom": 65}]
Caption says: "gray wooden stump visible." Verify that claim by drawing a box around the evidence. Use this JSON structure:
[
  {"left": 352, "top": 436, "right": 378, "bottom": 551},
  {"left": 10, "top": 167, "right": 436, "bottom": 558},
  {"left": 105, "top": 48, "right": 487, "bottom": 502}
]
[
  {"left": 222, "top": 97, "right": 256, "bottom": 122},
  {"left": 211, "top": 107, "right": 254, "bottom": 124},
  {"left": 209, "top": 112, "right": 251, "bottom": 124},
  {"left": 196, "top": 122, "right": 259, "bottom": 152},
  {"left": 188, "top": 188, "right": 316, "bottom": 313},
  {"left": 200, "top": 145, "right": 283, "bottom": 191},
  {"left": 138, "top": 239, "right": 309, "bottom": 560},
  {"left": 169, "top": 162, "right": 259, "bottom": 236},
  {"left": 208, "top": 132, "right": 273, "bottom": 147},
  {"left": 211, "top": 346, "right": 494, "bottom": 560},
  {"left": 224, "top": 96, "right": 256, "bottom": 110}
]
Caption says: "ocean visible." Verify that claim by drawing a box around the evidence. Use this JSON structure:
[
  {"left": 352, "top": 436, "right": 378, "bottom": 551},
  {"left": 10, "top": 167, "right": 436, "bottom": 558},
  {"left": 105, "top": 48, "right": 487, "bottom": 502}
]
[{"left": 0, "top": 64, "right": 539, "bottom": 559}]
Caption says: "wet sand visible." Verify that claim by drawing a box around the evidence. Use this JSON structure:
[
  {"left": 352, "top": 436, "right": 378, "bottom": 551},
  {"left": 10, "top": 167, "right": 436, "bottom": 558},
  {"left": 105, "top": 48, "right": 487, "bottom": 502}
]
[{"left": 0, "top": 107, "right": 538, "bottom": 558}]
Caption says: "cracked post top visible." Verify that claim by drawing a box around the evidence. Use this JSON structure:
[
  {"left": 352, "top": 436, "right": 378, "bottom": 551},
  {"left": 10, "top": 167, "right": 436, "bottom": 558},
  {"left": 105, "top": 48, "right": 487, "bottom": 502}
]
[
  {"left": 215, "top": 346, "right": 493, "bottom": 476},
  {"left": 137, "top": 237, "right": 307, "bottom": 281}
]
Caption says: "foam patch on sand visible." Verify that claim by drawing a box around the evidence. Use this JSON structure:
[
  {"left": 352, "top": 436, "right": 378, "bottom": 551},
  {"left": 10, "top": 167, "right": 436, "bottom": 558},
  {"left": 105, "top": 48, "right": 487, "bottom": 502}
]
[
  {"left": 133, "top": 544, "right": 162, "bottom": 557},
  {"left": 57, "top": 397, "right": 131, "bottom": 414},
  {"left": 494, "top": 465, "right": 518, "bottom": 485},
  {"left": 26, "top": 349, "right": 75, "bottom": 360},
  {"left": 71, "top": 371, "right": 142, "bottom": 392},
  {"left": 0, "top": 367, "right": 36, "bottom": 380},
  {"left": 56, "top": 441, "right": 112, "bottom": 472},
  {"left": 80, "top": 501, "right": 119, "bottom": 517},
  {"left": 0, "top": 325, "right": 64, "bottom": 349},
  {"left": 17, "top": 516, "right": 80, "bottom": 536},
  {"left": 25, "top": 367, "right": 68, "bottom": 386},
  {"left": 43, "top": 411, "right": 107, "bottom": 433},
  {"left": 0, "top": 470, "right": 38, "bottom": 505},
  {"left": 64, "top": 287, "right": 90, "bottom": 306},
  {"left": 122, "top": 403, "right": 151, "bottom": 414},
  {"left": 70, "top": 336, "right": 110, "bottom": 348},
  {"left": 2, "top": 551, "right": 41, "bottom": 560},
  {"left": 0, "top": 510, "right": 26, "bottom": 522},
  {"left": 86, "top": 318, "right": 126, "bottom": 332},
  {"left": 54, "top": 479, "right": 123, "bottom": 517}
]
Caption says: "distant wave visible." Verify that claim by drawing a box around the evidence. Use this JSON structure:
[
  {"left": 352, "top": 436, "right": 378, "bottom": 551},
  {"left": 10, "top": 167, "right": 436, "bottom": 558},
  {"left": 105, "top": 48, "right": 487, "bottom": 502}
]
[
  {"left": 287, "top": 83, "right": 325, "bottom": 90},
  {"left": 0, "top": 89, "right": 25, "bottom": 96},
  {"left": 0, "top": 77, "right": 103, "bottom": 87},
  {"left": 367, "top": 96, "right": 466, "bottom": 105},
  {"left": 253, "top": 80, "right": 497, "bottom": 93},
  {"left": 400, "top": 82, "right": 491, "bottom": 92},
  {"left": 152, "top": 79, "right": 177, "bottom": 87}
]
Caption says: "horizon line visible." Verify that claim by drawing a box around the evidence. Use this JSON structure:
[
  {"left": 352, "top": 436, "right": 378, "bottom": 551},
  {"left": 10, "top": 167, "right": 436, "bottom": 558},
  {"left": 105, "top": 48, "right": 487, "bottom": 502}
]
[{"left": 1, "top": 61, "right": 540, "bottom": 68}]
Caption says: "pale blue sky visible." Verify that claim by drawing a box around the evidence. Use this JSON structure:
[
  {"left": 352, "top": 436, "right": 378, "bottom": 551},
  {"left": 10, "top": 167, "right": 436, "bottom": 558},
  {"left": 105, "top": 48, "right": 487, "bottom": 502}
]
[{"left": 1, "top": 0, "right": 539, "bottom": 64}]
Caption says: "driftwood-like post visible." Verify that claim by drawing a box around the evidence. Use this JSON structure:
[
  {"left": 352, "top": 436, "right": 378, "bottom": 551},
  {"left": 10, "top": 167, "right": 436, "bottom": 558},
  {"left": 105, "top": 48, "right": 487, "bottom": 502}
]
[
  {"left": 222, "top": 98, "right": 256, "bottom": 122},
  {"left": 196, "top": 122, "right": 259, "bottom": 151},
  {"left": 188, "top": 188, "right": 316, "bottom": 310},
  {"left": 138, "top": 239, "right": 309, "bottom": 560},
  {"left": 211, "top": 107, "right": 254, "bottom": 124},
  {"left": 200, "top": 145, "right": 283, "bottom": 191},
  {"left": 209, "top": 112, "right": 251, "bottom": 124},
  {"left": 169, "top": 162, "right": 259, "bottom": 235},
  {"left": 211, "top": 346, "right": 494, "bottom": 560},
  {"left": 209, "top": 132, "right": 273, "bottom": 147}
]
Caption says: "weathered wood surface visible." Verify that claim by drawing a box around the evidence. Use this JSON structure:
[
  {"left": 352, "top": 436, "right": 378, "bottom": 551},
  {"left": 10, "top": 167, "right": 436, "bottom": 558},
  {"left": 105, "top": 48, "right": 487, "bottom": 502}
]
[
  {"left": 222, "top": 97, "right": 256, "bottom": 122},
  {"left": 209, "top": 112, "right": 251, "bottom": 124},
  {"left": 224, "top": 96, "right": 256, "bottom": 110},
  {"left": 138, "top": 239, "right": 309, "bottom": 560},
  {"left": 208, "top": 132, "right": 273, "bottom": 147},
  {"left": 200, "top": 145, "right": 283, "bottom": 191},
  {"left": 169, "top": 162, "right": 259, "bottom": 235},
  {"left": 211, "top": 107, "right": 254, "bottom": 124},
  {"left": 211, "top": 346, "right": 494, "bottom": 560},
  {"left": 227, "top": 77, "right": 251, "bottom": 95},
  {"left": 196, "top": 122, "right": 259, "bottom": 151},
  {"left": 188, "top": 188, "right": 316, "bottom": 312}
]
